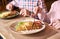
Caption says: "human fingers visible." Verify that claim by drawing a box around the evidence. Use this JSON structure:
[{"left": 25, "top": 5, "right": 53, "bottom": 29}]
[
  {"left": 6, "top": 3, "right": 13, "bottom": 10},
  {"left": 33, "top": 6, "right": 39, "bottom": 15}
]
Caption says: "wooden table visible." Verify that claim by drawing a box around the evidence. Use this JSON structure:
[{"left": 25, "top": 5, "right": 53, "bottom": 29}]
[{"left": 0, "top": 17, "right": 58, "bottom": 39}]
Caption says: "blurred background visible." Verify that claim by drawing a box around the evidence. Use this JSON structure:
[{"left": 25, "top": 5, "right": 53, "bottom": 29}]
[
  {"left": 0, "top": 0, "right": 57, "bottom": 12},
  {"left": 0, "top": 0, "right": 12, "bottom": 11}
]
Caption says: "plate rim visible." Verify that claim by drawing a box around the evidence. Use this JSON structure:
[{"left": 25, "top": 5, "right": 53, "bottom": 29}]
[{"left": 9, "top": 20, "right": 46, "bottom": 34}]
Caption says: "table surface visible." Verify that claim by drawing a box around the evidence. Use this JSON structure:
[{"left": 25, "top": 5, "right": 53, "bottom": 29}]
[{"left": 0, "top": 16, "right": 58, "bottom": 39}]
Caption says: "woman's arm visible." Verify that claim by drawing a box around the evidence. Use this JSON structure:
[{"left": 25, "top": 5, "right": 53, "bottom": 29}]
[
  {"left": 36, "top": 0, "right": 47, "bottom": 20},
  {"left": 38, "top": 0, "right": 47, "bottom": 13}
]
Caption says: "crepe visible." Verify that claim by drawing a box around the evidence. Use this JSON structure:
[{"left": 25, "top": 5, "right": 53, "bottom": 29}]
[
  {"left": 15, "top": 21, "right": 42, "bottom": 31},
  {"left": 0, "top": 11, "right": 18, "bottom": 18}
]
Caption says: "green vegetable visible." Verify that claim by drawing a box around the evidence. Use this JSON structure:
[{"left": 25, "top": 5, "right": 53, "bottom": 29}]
[
  {"left": 15, "top": 22, "right": 25, "bottom": 30},
  {"left": 17, "top": 22, "right": 24, "bottom": 26}
]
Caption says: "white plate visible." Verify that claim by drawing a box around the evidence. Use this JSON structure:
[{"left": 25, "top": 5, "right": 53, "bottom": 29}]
[
  {"left": 9, "top": 19, "right": 45, "bottom": 34},
  {"left": 0, "top": 11, "right": 19, "bottom": 19},
  {"left": 0, "top": 33, "right": 6, "bottom": 39}
]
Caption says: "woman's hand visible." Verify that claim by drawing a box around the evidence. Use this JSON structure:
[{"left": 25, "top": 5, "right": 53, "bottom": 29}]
[
  {"left": 6, "top": 3, "right": 13, "bottom": 10},
  {"left": 49, "top": 19, "right": 60, "bottom": 29},
  {"left": 20, "top": 9, "right": 30, "bottom": 17},
  {"left": 33, "top": 6, "right": 39, "bottom": 15},
  {"left": 33, "top": 6, "right": 42, "bottom": 15},
  {"left": 33, "top": 6, "right": 42, "bottom": 19}
]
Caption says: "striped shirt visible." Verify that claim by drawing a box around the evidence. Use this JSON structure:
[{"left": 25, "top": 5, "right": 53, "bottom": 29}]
[{"left": 10, "top": 0, "right": 47, "bottom": 13}]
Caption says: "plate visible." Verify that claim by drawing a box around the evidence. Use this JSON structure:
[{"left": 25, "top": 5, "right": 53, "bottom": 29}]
[
  {"left": 0, "top": 33, "right": 6, "bottom": 39},
  {"left": 0, "top": 11, "right": 19, "bottom": 19},
  {"left": 9, "top": 19, "right": 45, "bottom": 34},
  {"left": 5, "top": 13, "right": 18, "bottom": 18}
]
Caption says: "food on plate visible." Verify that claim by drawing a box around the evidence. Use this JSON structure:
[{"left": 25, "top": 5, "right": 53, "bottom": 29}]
[
  {"left": 0, "top": 11, "right": 18, "bottom": 18},
  {"left": 15, "top": 21, "right": 42, "bottom": 31}
]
